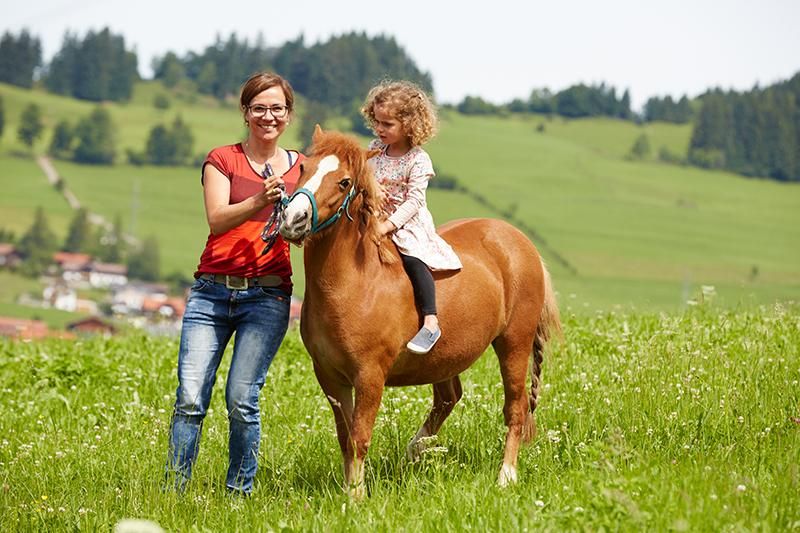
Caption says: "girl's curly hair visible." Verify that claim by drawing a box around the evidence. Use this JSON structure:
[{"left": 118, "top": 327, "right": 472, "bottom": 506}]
[{"left": 360, "top": 80, "right": 437, "bottom": 147}]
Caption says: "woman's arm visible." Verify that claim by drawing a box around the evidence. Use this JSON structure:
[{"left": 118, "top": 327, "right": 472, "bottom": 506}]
[{"left": 203, "top": 163, "right": 284, "bottom": 235}]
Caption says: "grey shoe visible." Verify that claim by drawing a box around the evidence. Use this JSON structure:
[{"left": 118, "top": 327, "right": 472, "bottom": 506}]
[{"left": 406, "top": 327, "right": 441, "bottom": 354}]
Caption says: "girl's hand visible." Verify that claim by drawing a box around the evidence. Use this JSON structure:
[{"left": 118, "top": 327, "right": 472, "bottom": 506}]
[{"left": 378, "top": 219, "right": 396, "bottom": 236}]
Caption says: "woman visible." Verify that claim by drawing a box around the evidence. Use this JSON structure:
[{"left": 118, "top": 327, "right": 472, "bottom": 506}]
[{"left": 165, "top": 72, "right": 303, "bottom": 495}]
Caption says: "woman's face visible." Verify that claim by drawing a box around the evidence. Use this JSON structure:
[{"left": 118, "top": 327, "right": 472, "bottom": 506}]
[
  {"left": 372, "top": 104, "right": 407, "bottom": 148},
  {"left": 245, "top": 85, "right": 291, "bottom": 143}
]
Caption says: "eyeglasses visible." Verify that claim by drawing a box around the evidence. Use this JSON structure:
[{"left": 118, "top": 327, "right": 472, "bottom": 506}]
[{"left": 247, "top": 104, "right": 290, "bottom": 119}]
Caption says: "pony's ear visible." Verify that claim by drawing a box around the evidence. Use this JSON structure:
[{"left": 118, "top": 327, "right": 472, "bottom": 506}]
[
  {"left": 366, "top": 148, "right": 381, "bottom": 160},
  {"left": 313, "top": 124, "right": 324, "bottom": 142}
]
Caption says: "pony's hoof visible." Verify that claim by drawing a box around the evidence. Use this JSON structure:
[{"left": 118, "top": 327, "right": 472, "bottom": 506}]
[
  {"left": 497, "top": 464, "right": 518, "bottom": 488},
  {"left": 405, "top": 435, "right": 440, "bottom": 462},
  {"left": 346, "top": 482, "right": 366, "bottom": 500}
]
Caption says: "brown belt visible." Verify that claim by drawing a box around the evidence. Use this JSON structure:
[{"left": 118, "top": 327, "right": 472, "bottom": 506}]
[{"left": 197, "top": 273, "right": 283, "bottom": 290}]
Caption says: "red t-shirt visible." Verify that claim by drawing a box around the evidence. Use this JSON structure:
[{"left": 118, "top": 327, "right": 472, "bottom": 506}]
[{"left": 194, "top": 143, "right": 303, "bottom": 294}]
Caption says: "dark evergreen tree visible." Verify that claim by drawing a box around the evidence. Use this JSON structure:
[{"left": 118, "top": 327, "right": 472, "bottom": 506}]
[
  {"left": 273, "top": 33, "right": 432, "bottom": 111},
  {"left": 48, "top": 119, "right": 75, "bottom": 158},
  {"left": 0, "top": 30, "right": 42, "bottom": 88},
  {"left": 44, "top": 28, "right": 138, "bottom": 102},
  {"left": 17, "top": 207, "right": 58, "bottom": 277},
  {"left": 143, "top": 114, "right": 194, "bottom": 165},
  {"left": 299, "top": 100, "right": 329, "bottom": 152},
  {"left": 457, "top": 96, "right": 498, "bottom": 115},
  {"left": 170, "top": 115, "right": 194, "bottom": 165},
  {"left": 628, "top": 133, "right": 651, "bottom": 160},
  {"left": 73, "top": 107, "right": 116, "bottom": 164},
  {"left": 644, "top": 94, "right": 694, "bottom": 123},
  {"left": 0, "top": 94, "right": 4, "bottom": 139},
  {"left": 528, "top": 88, "right": 554, "bottom": 114},
  {"left": 17, "top": 103, "right": 44, "bottom": 148},
  {"left": 152, "top": 52, "right": 185, "bottom": 88},
  {"left": 127, "top": 235, "right": 160, "bottom": 281},
  {"left": 688, "top": 73, "right": 799, "bottom": 180},
  {"left": 44, "top": 32, "right": 79, "bottom": 95},
  {"left": 62, "top": 208, "right": 91, "bottom": 252},
  {"left": 618, "top": 89, "right": 633, "bottom": 120}
]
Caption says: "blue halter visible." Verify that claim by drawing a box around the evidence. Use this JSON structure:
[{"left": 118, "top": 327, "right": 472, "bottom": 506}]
[{"left": 287, "top": 185, "right": 357, "bottom": 234}]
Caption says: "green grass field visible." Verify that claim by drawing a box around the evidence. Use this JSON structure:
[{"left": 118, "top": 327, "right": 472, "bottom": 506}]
[
  {"left": 0, "top": 305, "right": 797, "bottom": 530},
  {"left": 1, "top": 81, "right": 798, "bottom": 314}
]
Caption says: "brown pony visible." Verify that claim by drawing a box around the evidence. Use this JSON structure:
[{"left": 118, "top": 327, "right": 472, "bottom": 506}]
[{"left": 279, "top": 127, "right": 561, "bottom": 498}]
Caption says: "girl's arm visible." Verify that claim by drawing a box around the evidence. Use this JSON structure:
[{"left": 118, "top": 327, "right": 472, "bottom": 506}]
[
  {"left": 387, "top": 158, "right": 432, "bottom": 230},
  {"left": 203, "top": 163, "right": 284, "bottom": 235}
]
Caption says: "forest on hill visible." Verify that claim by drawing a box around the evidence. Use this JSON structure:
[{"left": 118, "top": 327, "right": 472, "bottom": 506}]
[{"left": 0, "top": 27, "right": 799, "bottom": 181}]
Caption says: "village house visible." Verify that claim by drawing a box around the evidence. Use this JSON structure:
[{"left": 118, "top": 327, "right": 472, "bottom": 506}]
[
  {"left": 0, "top": 243, "right": 22, "bottom": 269},
  {"left": 0, "top": 316, "right": 49, "bottom": 340},
  {"left": 111, "top": 282, "right": 169, "bottom": 315},
  {"left": 53, "top": 251, "right": 93, "bottom": 284},
  {"left": 66, "top": 316, "right": 117, "bottom": 337},
  {"left": 42, "top": 283, "right": 78, "bottom": 312},
  {"left": 88, "top": 262, "right": 128, "bottom": 288}
]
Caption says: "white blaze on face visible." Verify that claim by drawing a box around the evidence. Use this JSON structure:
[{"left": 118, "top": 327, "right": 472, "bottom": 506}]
[{"left": 283, "top": 155, "right": 340, "bottom": 235}]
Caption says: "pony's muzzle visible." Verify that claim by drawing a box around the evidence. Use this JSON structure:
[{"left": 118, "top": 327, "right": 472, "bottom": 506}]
[{"left": 279, "top": 202, "right": 311, "bottom": 242}]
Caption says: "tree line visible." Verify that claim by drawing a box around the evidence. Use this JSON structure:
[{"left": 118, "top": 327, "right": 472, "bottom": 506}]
[
  {"left": 0, "top": 28, "right": 431, "bottom": 110},
  {"left": 2, "top": 27, "right": 798, "bottom": 182},
  {"left": 689, "top": 73, "right": 800, "bottom": 181}
]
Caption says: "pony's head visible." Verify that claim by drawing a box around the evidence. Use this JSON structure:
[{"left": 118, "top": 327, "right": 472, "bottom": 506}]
[{"left": 280, "top": 126, "right": 393, "bottom": 259}]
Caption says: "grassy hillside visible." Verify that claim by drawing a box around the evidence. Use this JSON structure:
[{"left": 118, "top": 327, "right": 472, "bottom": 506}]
[
  {"left": 428, "top": 112, "right": 800, "bottom": 309},
  {"left": 1, "top": 81, "right": 798, "bottom": 312}
]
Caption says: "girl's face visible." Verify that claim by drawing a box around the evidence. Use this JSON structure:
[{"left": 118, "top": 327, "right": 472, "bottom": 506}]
[
  {"left": 373, "top": 104, "right": 409, "bottom": 150},
  {"left": 245, "top": 85, "right": 291, "bottom": 143}
]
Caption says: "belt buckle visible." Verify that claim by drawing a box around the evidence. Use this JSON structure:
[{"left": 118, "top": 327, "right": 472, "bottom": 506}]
[{"left": 224, "top": 275, "right": 248, "bottom": 290}]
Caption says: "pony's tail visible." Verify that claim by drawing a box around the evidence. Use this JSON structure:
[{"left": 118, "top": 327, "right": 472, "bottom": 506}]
[
  {"left": 538, "top": 264, "right": 562, "bottom": 346},
  {"left": 523, "top": 261, "right": 562, "bottom": 443}
]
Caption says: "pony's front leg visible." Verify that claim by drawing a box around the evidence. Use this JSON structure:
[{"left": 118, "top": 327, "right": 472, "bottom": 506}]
[
  {"left": 346, "top": 374, "right": 385, "bottom": 499},
  {"left": 313, "top": 364, "right": 355, "bottom": 489}
]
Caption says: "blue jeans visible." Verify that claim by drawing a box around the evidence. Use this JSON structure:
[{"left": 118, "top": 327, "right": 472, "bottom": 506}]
[{"left": 166, "top": 277, "right": 290, "bottom": 494}]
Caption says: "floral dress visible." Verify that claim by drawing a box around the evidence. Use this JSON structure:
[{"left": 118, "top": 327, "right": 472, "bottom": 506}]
[{"left": 368, "top": 139, "right": 462, "bottom": 271}]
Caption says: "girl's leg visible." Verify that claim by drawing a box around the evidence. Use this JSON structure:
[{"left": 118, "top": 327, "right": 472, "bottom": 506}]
[
  {"left": 401, "top": 254, "right": 441, "bottom": 353},
  {"left": 166, "top": 280, "right": 233, "bottom": 491},
  {"left": 225, "top": 286, "right": 290, "bottom": 494}
]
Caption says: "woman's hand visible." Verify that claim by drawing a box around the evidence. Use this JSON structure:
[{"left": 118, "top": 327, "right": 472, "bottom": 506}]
[{"left": 255, "top": 175, "right": 286, "bottom": 208}]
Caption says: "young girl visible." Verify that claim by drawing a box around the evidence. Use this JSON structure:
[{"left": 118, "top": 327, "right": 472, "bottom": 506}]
[{"left": 361, "top": 80, "right": 462, "bottom": 354}]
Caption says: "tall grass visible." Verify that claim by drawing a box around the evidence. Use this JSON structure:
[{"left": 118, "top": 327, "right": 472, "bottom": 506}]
[{"left": 0, "top": 304, "right": 797, "bottom": 530}]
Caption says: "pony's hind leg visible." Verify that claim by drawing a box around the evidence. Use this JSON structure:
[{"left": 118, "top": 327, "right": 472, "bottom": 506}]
[
  {"left": 493, "top": 335, "right": 535, "bottom": 487},
  {"left": 406, "top": 376, "right": 463, "bottom": 461}
]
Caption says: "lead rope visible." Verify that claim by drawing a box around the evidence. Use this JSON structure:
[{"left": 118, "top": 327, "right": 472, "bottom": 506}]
[{"left": 260, "top": 163, "right": 288, "bottom": 255}]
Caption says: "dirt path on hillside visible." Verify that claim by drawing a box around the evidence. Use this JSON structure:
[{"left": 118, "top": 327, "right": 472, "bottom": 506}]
[{"left": 36, "top": 155, "right": 139, "bottom": 246}]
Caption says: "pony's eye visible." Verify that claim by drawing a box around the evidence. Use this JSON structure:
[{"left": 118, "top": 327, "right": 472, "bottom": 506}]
[
  {"left": 298, "top": 163, "right": 304, "bottom": 176},
  {"left": 338, "top": 178, "right": 351, "bottom": 191}
]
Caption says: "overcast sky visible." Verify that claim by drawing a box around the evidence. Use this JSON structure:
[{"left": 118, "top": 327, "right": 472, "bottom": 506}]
[{"left": 2, "top": 0, "right": 799, "bottom": 110}]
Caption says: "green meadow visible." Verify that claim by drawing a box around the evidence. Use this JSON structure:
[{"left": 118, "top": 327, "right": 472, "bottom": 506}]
[
  {"left": 0, "top": 305, "right": 797, "bottom": 530},
  {"left": 1, "top": 81, "right": 799, "bottom": 313},
  {"left": 1, "top": 82, "right": 799, "bottom": 530}
]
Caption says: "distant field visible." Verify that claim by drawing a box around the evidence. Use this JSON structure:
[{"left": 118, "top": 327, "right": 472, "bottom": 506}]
[
  {"left": 427, "top": 111, "right": 800, "bottom": 309},
  {"left": 1, "top": 81, "right": 798, "bottom": 313}
]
